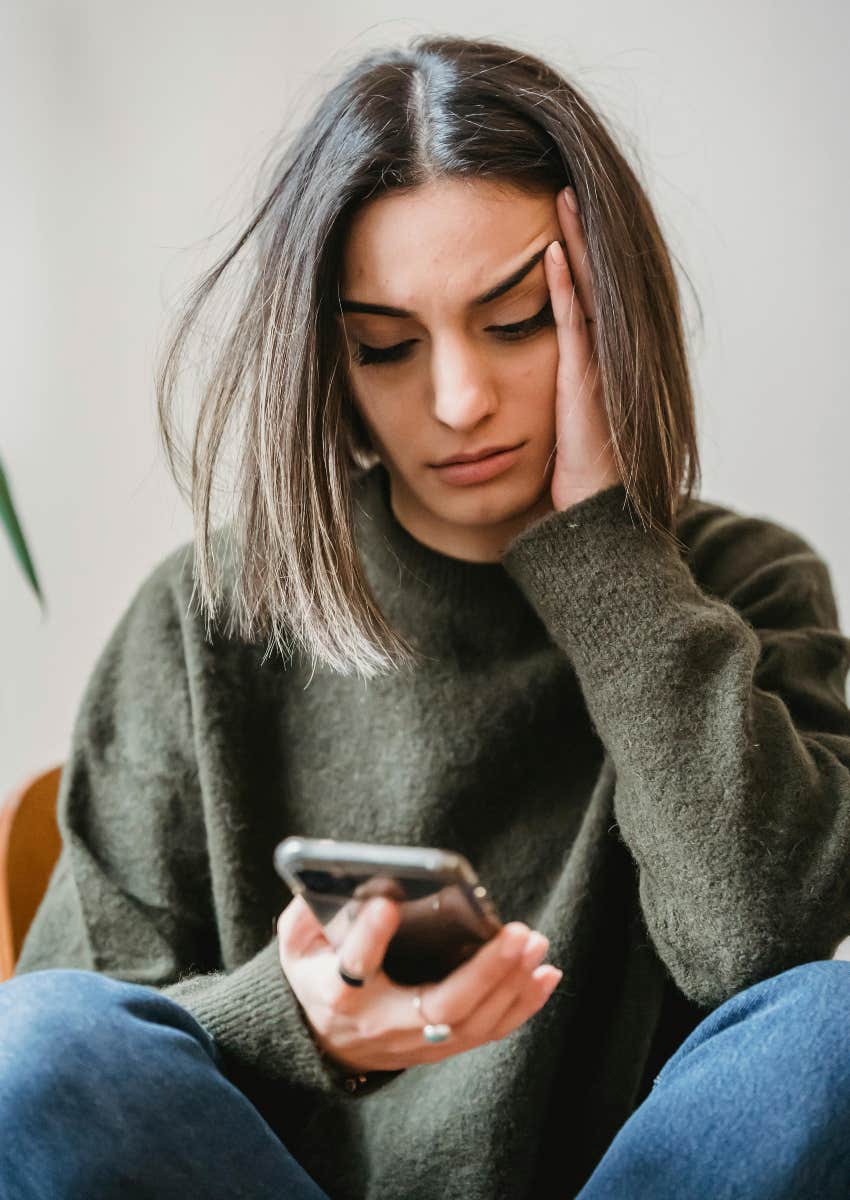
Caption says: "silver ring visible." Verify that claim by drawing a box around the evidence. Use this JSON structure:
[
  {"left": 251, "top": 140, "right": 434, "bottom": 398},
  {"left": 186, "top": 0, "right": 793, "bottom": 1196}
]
[{"left": 413, "top": 990, "right": 452, "bottom": 1043}]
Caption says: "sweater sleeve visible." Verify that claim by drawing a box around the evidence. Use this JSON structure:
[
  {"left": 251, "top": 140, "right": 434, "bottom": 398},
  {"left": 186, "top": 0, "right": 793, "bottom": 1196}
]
[
  {"left": 13, "top": 550, "right": 389, "bottom": 1098},
  {"left": 501, "top": 482, "right": 850, "bottom": 1009}
]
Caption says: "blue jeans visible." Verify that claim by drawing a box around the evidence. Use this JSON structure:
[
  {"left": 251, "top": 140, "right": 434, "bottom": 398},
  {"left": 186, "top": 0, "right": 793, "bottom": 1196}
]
[
  {"left": 577, "top": 958, "right": 850, "bottom": 1199},
  {"left": 0, "top": 968, "right": 332, "bottom": 1199},
  {"left": 1, "top": 961, "right": 848, "bottom": 1199}
]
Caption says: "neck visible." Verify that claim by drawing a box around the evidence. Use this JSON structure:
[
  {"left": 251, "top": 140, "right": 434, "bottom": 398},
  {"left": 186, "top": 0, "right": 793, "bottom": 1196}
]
[{"left": 386, "top": 470, "right": 555, "bottom": 564}]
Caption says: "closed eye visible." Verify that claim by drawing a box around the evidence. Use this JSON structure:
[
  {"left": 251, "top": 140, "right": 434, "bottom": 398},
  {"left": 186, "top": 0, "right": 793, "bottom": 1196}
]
[{"left": 350, "top": 298, "right": 555, "bottom": 367}]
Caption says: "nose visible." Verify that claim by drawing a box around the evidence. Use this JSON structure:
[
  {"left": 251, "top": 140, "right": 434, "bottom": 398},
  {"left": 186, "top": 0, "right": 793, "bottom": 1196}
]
[{"left": 431, "top": 337, "right": 499, "bottom": 431}]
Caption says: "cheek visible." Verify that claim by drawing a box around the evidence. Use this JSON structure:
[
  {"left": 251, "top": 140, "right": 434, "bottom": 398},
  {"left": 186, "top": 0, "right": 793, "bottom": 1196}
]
[
  {"left": 504, "top": 331, "right": 558, "bottom": 380},
  {"left": 510, "top": 339, "right": 559, "bottom": 418},
  {"left": 349, "top": 384, "right": 419, "bottom": 459},
  {"left": 348, "top": 375, "right": 387, "bottom": 430}
]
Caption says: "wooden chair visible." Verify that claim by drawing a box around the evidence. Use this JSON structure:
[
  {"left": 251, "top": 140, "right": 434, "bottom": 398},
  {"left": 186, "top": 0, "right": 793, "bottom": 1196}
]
[{"left": 0, "top": 764, "right": 63, "bottom": 982}]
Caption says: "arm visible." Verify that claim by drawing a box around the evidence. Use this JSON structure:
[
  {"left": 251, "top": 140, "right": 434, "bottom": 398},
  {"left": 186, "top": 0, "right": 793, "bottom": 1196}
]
[
  {"left": 502, "top": 482, "right": 850, "bottom": 1008},
  {"left": 14, "top": 549, "right": 381, "bottom": 1096}
]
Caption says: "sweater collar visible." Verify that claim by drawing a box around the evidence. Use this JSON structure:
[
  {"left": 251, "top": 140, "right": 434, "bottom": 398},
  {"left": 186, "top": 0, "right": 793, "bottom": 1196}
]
[{"left": 352, "top": 462, "right": 532, "bottom": 619}]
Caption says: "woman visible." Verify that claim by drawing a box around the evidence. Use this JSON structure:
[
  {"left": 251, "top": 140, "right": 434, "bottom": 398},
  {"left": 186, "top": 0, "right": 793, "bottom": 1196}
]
[{"left": 5, "top": 32, "right": 850, "bottom": 1200}]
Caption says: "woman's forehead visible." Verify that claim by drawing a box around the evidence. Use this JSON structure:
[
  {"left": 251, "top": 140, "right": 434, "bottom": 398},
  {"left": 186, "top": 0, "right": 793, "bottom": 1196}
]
[{"left": 338, "top": 181, "right": 558, "bottom": 318}]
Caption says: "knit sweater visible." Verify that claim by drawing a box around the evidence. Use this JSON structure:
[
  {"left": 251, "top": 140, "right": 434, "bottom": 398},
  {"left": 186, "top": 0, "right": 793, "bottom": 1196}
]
[{"left": 15, "top": 462, "right": 850, "bottom": 1199}]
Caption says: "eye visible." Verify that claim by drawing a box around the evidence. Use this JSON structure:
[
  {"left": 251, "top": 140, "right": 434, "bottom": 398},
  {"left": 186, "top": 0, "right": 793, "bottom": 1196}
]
[
  {"left": 350, "top": 299, "right": 556, "bottom": 367},
  {"left": 352, "top": 339, "right": 418, "bottom": 367},
  {"left": 487, "top": 297, "right": 555, "bottom": 340}
]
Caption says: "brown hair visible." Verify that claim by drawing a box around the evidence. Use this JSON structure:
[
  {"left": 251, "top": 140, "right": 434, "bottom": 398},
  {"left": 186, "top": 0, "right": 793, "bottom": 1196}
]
[{"left": 155, "top": 33, "right": 702, "bottom": 681}]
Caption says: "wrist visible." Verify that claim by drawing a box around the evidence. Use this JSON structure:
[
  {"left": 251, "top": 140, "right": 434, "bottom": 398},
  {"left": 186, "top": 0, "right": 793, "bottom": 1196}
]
[
  {"left": 316, "top": 1042, "right": 372, "bottom": 1092},
  {"left": 289, "top": 980, "right": 403, "bottom": 1095}
]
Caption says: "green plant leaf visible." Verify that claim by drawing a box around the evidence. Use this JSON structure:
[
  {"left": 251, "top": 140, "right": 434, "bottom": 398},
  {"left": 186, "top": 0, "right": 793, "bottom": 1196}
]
[{"left": 0, "top": 454, "right": 44, "bottom": 604}]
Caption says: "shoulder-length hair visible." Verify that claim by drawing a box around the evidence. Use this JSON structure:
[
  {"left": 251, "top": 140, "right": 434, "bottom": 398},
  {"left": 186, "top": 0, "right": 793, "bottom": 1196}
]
[{"left": 156, "top": 34, "right": 702, "bottom": 681}]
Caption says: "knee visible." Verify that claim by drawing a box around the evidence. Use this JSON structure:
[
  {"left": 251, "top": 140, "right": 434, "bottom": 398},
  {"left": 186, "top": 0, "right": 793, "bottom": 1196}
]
[
  {"left": 0, "top": 968, "right": 218, "bottom": 1103},
  {"left": 783, "top": 959, "right": 850, "bottom": 1092},
  {"left": 1, "top": 966, "right": 189, "bottom": 1044},
  {"left": 757, "top": 959, "right": 850, "bottom": 1097},
  {"left": 1, "top": 968, "right": 122, "bottom": 1049},
  {"left": 660, "top": 958, "right": 850, "bottom": 1103},
  {"left": 745, "top": 958, "right": 850, "bottom": 1049}
]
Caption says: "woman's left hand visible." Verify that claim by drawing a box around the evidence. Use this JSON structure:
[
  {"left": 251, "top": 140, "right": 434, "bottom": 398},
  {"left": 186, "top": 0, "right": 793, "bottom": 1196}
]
[{"left": 543, "top": 187, "right": 622, "bottom": 511}]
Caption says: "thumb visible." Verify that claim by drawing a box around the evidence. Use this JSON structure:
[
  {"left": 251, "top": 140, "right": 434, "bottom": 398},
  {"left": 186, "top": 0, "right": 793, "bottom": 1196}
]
[{"left": 337, "top": 896, "right": 403, "bottom": 984}]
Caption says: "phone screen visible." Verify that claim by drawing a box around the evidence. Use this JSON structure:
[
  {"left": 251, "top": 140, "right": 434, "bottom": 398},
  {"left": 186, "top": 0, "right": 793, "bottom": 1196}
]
[{"left": 294, "top": 866, "right": 500, "bottom": 985}]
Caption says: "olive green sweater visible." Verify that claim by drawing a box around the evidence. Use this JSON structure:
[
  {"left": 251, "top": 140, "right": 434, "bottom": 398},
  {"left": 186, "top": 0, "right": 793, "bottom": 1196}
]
[{"left": 15, "top": 463, "right": 850, "bottom": 1199}]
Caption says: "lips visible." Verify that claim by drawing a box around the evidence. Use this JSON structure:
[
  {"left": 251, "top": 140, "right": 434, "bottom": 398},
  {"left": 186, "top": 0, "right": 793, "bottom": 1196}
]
[
  {"left": 430, "top": 443, "right": 524, "bottom": 486},
  {"left": 432, "top": 444, "right": 520, "bottom": 466}
]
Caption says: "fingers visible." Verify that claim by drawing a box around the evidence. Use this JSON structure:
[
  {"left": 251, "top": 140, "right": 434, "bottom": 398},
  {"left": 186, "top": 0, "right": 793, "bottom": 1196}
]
[
  {"left": 336, "top": 896, "right": 402, "bottom": 987},
  {"left": 408, "top": 922, "right": 534, "bottom": 1030},
  {"left": 556, "top": 186, "right": 596, "bottom": 323},
  {"left": 544, "top": 240, "right": 599, "bottom": 439},
  {"left": 485, "top": 965, "right": 563, "bottom": 1042},
  {"left": 285, "top": 913, "right": 562, "bottom": 1074},
  {"left": 450, "top": 931, "right": 553, "bottom": 1043},
  {"left": 544, "top": 238, "right": 591, "bottom": 367}
]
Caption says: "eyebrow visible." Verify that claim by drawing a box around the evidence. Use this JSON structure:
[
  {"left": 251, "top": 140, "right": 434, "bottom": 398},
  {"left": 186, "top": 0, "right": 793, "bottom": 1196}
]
[{"left": 338, "top": 244, "right": 551, "bottom": 318}]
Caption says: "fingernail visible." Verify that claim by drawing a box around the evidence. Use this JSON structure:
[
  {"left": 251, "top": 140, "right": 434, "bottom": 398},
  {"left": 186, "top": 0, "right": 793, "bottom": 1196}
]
[
  {"left": 500, "top": 924, "right": 529, "bottom": 958},
  {"left": 546, "top": 968, "right": 564, "bottom": 991},
  {"left": 563, "top": 186, "right": 579, "bottom": 214},
  {"left": 548, "top": 240, "right": 565, "bottom": 266},
  {"left": 524, "top": 932, "right": 549, "bottom": 960}
]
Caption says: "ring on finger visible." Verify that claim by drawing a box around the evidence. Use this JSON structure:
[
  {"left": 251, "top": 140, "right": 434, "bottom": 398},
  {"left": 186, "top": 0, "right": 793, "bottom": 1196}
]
[{"left": 413, "top": 990, "right": 453, "bottom": 1043}]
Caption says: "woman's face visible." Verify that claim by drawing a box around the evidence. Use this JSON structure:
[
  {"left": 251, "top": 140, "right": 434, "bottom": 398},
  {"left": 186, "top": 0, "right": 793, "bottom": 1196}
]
[{"left": 338, "top": 177, "right": 563, "bottom": 562}]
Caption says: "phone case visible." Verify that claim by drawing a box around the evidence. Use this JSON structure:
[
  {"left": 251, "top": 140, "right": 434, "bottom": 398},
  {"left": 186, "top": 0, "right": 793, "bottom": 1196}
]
[{"left": 273, "top": 836, "right": 503, "bottom": 985}]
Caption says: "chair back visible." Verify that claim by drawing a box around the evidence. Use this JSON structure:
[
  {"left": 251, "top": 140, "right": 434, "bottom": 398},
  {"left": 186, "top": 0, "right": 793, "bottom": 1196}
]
[{"left": 0, "top": 764, "right": 63, "bottom": 981}]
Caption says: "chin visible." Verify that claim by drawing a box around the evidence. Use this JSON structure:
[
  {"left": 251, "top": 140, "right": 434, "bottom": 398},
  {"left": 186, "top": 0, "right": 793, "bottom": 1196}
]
[{"left": 432, "top": 470, "right": 548, "bottom": 526}]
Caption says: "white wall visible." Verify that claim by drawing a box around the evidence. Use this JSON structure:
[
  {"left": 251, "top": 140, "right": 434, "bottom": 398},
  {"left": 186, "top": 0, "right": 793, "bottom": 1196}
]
[{"left": 3, "top": 0, "right": 849, "bottom": 800}]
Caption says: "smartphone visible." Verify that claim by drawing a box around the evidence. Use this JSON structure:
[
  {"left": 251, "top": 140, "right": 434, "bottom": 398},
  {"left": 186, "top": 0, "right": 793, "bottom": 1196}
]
[{"left": 273, "top": 836, "right": 503, "bottom": 986}]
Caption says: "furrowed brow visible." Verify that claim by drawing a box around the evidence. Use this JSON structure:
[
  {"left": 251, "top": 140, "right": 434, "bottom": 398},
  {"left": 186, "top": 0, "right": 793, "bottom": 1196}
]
[{"left": 338, "top": 245, "right": 549, "bottom": 318}]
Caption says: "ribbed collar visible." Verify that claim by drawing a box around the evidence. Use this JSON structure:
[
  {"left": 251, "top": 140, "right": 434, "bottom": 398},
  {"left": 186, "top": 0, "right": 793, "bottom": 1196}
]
[{"left": 351, "top": 462, "right": 535, "bottom": 628}]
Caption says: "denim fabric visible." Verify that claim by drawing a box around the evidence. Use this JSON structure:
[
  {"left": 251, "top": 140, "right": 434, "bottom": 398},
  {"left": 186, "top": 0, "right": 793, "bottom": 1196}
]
[
  {"left": 2, "top": 960, "right": 848, "bottom": 1199},
  {"left": 0, "top": 968, "right": 332, "bottom": 1199},
  {"left": 577, "top": 959, "right": 850, "bottom": 1198}
]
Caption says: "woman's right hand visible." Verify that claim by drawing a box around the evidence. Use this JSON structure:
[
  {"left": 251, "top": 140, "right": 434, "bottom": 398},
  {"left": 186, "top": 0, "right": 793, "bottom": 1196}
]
[{"left": 276, "top": 893, "right": 563, "bottom": 1074}]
